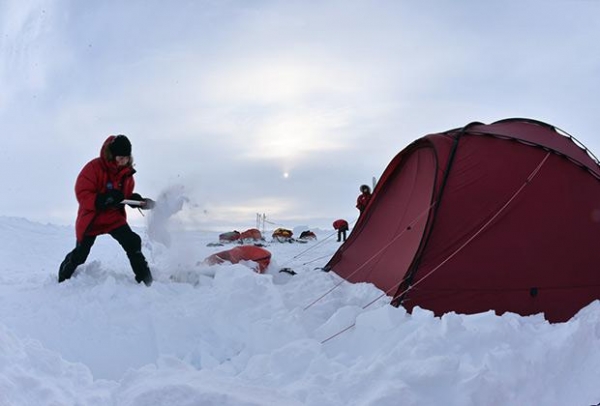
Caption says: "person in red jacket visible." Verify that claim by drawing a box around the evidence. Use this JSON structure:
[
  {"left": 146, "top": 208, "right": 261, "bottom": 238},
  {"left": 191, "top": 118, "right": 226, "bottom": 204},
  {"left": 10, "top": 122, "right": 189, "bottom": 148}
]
[
  {"left": 332, "top": 219, "right": 349, "bottom": 242},
  {"left": 58, "top": 135, "right": 155, "bottom": 286},
  {"left": 356, "top": 184, "right": 372, "bottom": 214}
]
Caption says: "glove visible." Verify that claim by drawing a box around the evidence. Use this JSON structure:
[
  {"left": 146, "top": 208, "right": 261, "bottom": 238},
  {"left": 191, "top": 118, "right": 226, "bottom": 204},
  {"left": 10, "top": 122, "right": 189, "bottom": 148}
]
[
  {"left": 128, "top": 193, "right": 155, "bottom": 210},
  {"left": 141, "top": 198, "right": 155, "bottom": 210},
  {"left": 129, "top": 193, "right": 143, "bottom": 201},
  {"left": 95, "top": 190, "right": 124, "bottom": 209}
]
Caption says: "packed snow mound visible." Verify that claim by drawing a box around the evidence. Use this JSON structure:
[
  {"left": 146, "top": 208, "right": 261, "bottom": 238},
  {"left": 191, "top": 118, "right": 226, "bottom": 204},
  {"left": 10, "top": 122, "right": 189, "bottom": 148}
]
[{"left": 1, "top": 216, "right": 600, "bottom": 406}]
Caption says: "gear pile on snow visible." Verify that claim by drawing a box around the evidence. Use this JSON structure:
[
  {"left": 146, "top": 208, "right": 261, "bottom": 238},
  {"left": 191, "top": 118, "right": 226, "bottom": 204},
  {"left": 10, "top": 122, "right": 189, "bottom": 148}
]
[
  {"left": 298, "top": 230, "right": 317, "bottom": 241},
  {"left": 239, "top": 228, "right": 263, "bottom": 244},
  {"left": 217, "top": 228, "right": 264, "bottom": 245},
  {"left": 272, "top": 228, "right": 293, "bottom": 243},
  {"left": 204, "top": 246, "right": 271, "bottom": 273},
  {"left": 218, "top": 231, "right": 241, "bottom": 244}
]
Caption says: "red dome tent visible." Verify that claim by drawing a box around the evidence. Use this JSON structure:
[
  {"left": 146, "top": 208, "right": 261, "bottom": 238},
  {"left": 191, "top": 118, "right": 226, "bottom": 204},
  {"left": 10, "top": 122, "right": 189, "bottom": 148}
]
[{"left": 326, "top": 118, "right": 600, "bottom": 322}]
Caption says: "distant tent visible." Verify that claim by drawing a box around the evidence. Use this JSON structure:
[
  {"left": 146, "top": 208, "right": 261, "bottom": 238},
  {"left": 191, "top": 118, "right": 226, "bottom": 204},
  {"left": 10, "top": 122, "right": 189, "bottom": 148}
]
[
  {"left": 205, "top": 246, "right": 271, "bottom": 273},
  {"left": 325, "top": 118, "right": 600, "bottom": 323}
]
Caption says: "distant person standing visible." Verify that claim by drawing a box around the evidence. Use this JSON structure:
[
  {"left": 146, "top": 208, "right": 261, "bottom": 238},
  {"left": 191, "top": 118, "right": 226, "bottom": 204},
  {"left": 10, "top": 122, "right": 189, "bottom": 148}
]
[
  {"left": 333, "top": 219, "right": 349, "bottom": 242},
  {"left": 356, "top": 184, "right": 372, "bottom": 214},
  {"left": 58, "top": 135, "right": 155, "bottom": 286}
]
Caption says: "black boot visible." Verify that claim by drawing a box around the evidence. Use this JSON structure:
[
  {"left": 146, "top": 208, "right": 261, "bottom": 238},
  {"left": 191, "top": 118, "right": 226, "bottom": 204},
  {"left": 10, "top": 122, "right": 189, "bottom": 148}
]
[
  {"left": 58, "top": 254, "right": 76, "bottom": 282},
  {"left": 58, "top": 238, "right": 94, "bottom": 283},
  {"left": 129, "top": 251, "right": 153, "bottom": 286},
  {"left": 136, "top": 271, "right": 153, "bottom": 287}
]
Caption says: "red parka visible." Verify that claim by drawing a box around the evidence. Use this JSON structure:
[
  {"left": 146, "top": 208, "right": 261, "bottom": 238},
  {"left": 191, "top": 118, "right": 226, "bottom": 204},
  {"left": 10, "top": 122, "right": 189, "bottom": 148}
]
[
  {"left": 74, "top": 136, "right": 137, "bottom": 242},
  {"left": 356, "top": 192, "right": 372, "bottom": 212},
  {"left": 332, "top": 219, "right": 349, "bottom": 231}
]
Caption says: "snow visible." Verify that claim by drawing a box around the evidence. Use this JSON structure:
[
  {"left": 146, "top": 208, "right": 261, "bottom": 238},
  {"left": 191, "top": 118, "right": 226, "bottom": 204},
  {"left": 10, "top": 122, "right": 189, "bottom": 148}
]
[{"left": 1, "top": 193, "right": 600, "bottom": 405}]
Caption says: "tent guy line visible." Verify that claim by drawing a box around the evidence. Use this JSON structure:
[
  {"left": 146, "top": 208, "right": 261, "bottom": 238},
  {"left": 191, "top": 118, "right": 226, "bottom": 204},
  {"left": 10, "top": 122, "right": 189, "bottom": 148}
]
[{"left": 304, "top": 200, "right": 438, "bottom": 312}]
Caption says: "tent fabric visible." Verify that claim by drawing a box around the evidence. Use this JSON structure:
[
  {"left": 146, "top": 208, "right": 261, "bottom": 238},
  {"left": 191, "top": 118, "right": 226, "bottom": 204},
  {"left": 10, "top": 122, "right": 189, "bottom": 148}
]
[{"left": 326, "top": 118, "right": 600, "bottom": 322}]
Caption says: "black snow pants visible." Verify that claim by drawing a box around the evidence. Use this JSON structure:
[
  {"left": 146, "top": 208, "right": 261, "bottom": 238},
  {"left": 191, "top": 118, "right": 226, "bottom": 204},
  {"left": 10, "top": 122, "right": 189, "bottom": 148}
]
[
  {"left": 58, "top": 224, "right": 152, "bottom": 285},
  {"left": 337, "top": 227, "right": 348, "bottom": 242}
]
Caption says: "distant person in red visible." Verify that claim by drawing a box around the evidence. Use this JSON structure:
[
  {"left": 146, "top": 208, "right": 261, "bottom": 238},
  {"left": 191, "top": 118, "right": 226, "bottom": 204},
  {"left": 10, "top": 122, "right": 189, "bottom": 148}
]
[
  {"left": 58, "top": 135, "right": 155, "bottom": 286},
  {"left": 356, "top": 184, "right": 372, "bottom": 214},
  {"left": 333, "top": 219, "right": 349, "bottom": 242}
]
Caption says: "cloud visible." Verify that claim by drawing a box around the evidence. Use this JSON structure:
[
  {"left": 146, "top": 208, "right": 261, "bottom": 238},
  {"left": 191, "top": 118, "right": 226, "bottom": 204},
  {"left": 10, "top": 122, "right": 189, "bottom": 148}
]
[
  {"left": 0, "top": 0, "right": 70, "bottom": 109},
  {"left": 2, "top": 0, "right": 600, "bottom": 230}
]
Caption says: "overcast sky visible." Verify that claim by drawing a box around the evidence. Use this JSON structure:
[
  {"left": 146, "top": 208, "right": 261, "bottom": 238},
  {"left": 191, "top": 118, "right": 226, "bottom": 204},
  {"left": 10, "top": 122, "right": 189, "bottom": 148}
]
[{"left": 1, "top": 0, "right": 599, "bottom": 231}]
